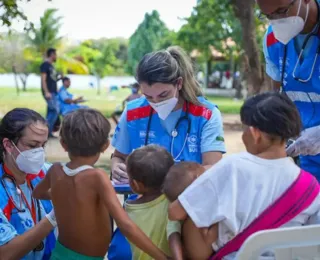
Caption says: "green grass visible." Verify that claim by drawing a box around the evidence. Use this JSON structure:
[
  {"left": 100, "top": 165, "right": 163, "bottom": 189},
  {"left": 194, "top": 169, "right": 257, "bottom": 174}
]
[{"left": 0, "top": 87, "right": 242, "bottom": 117}]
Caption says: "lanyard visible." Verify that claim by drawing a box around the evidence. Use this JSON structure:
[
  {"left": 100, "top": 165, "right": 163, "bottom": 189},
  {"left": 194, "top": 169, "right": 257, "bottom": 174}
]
[
  {"left": 19, "top": 181, "right": 37, "bottom": 224},
  {"left": 3, "top": 164, "right": 37, "bottom": 224}
]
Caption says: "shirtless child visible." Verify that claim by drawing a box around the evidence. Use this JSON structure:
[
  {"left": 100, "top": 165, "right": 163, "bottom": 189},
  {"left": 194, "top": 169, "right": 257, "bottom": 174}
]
[{"left": 33, "top": 109, "right": 168, "bottom": 260}]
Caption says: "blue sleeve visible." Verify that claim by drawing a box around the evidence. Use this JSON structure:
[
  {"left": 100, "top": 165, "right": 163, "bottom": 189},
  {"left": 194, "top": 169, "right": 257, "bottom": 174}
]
[
  {"left": 201, "top": 107, "right": 226, "bottom": 154},
  {"left": 0, "top": 209, "right": 18, "bottom": 246},
  {"left": 58, "top": 88, "right": 69, "bottom": 102},
  {"left": 111, "top": 108, "right": 131, "bottom": 155},
  {"left": 263, "top": 33, "right": 281, "bottom": 82}
]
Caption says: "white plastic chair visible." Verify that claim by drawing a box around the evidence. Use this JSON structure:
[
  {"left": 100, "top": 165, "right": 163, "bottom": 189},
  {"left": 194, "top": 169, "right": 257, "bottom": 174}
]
[{"left": 235, "top": 225, "right": 320, "bottom": 260}]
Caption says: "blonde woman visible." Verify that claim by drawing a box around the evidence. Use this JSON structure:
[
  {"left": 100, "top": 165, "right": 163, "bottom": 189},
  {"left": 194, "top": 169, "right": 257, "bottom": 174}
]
[{"left": 111, "top": 46, "right": 226, "bottom": 184}]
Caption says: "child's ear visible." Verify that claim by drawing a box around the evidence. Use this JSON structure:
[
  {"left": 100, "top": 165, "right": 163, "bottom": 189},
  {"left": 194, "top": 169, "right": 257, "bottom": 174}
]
[
  {"left": 60, "top": 138, "right": 68, "bottom": 152},
  {"left": 131, "top": 179, "right": 145, "bottom": 194},
  {"left": 101, "top": 140, "right": 110, "bottom": 153},
  {"left": 249, "top": 126, "right": 262, "bottom": 144}
]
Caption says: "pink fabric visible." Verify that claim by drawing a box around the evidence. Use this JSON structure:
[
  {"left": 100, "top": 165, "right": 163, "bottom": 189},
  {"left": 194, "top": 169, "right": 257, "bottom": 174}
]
[{"left": 210, "top": 170, "right": 320, "bottom": 260}]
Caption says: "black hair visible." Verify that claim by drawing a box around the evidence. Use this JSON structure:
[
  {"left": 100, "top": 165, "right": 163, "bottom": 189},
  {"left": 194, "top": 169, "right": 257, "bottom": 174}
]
[
  {"left": 0, "top": 108, "right": 47, "bottom": 163},
  {"left": 47, "top": 48, "right": 56, "bottom": 58},
  {"left": 126, "top": 145, "right": 174, "bottom": 189},
  {"left": 60, "top": 109, "right": 111, "bottom": 157},
  {"left": 240, "top": 92, "right": 302, "bottom": 141},
  {"left": 131, "top": 82, "right": 140, "bottom": 89},
  {"left": 62, "top": 77, "right": 70, "bottom": 83}
]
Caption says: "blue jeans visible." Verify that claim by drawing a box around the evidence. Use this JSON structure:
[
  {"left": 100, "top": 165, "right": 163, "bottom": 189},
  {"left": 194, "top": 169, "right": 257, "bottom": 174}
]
[{"left": 45, "top": 94, "right": 60, "bottom": 135}]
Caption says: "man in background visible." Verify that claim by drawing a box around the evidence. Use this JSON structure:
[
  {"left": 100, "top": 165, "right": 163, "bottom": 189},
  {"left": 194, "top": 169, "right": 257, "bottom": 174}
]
[{"left": 40, "top": 48, "right": 61, "bottom": 138}]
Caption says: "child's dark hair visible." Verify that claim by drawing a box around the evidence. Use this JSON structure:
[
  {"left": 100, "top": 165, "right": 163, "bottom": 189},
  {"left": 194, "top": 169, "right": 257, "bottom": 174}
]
[
  {"left": 240, "top": 92, "right": 302, "bottom": 141},
  {"left": 0, "top": 108, "right": 47, "bottom": 163},
  {"left": 163, "top": 162, "right": 205, "bottom": 202},
  {"left": 126, "top": 145, "right": 174, "bottom": 189},
  {"left": 60, "top": 109, "right": 111, "bottom": 157}
]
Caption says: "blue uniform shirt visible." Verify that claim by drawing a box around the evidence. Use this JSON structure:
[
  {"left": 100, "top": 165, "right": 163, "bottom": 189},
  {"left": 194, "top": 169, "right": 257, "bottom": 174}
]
[
  {"left": 0, "top": 163, "right": 56, "bottom": 260},
  {"left": 58, "top": 86, "right": 86, "bottom": 116},
  {"left": 112, "top": 98, "right": 226, "bottom": 159},
  {"left": 263, "top": 23, "right": 320, "bottom": 179}
]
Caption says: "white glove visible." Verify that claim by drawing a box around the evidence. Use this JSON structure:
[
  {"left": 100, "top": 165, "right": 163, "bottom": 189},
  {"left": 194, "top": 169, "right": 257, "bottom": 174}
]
[
  {"left": 286, "top": 125, "right": 320, "bottom": 157},
  {"left": 46, "top": 209, "right": 57, "bottom": 228}
]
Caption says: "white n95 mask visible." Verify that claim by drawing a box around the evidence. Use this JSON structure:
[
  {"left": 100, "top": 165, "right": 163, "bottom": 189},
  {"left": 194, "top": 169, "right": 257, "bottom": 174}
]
[
  {"left": 12, "top": 142, "right": 45, "bottom": 174},
  {"left": 149, "top": 88, "right": 178, "bottom": 120},
  {"left": 270, "top": 0, "right": 309, "bottom": 45}
]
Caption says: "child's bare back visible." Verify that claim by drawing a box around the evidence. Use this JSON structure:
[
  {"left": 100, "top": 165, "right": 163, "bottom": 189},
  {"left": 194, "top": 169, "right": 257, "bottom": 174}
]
[
  {"left": 33, "top": 109, "right": 168, "bottom": 260},
  {"left": 49, "top": 163, "right": 112, "bottom": 257}
]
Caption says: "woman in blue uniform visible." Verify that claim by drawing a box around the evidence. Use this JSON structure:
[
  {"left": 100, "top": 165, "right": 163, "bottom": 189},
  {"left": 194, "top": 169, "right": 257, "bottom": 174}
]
[
  {"left": 258, "top": 0, "right": 320, "bottom": 179},
  {"left": 111, "top": 46, "right": 226, "bottom": 184},
  {"left": 0, "top": 108, "right": 57, "bottom": 260}
]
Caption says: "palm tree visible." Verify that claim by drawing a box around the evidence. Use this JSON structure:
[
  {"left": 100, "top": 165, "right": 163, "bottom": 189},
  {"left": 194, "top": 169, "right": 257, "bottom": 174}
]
[{"left": 27, "top": 8, "right": 88, "bottom": 75}]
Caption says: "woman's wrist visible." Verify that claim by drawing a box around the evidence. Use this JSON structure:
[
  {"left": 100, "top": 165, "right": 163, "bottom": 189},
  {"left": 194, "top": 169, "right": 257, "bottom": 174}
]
[{"left": 45, "top": 210, "right": 57, "bottom": 228}]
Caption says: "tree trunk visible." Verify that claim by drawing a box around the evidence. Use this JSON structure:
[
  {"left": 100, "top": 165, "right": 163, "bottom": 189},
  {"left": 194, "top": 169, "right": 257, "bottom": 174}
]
[
  {"left": 96, "top": 76, "right": 101, "bottom": 95},
  {"left": 205, "top": 59, "right": 211, "bottom": 89},
  {"left": 231, "top": 0, "right": 264, "bottom": 96},
  {"left": 12, "top": 65, "right": 20, "bottom": 96},
  {"left": 19, "top": 73, "right": 29, "bottom": 92}
]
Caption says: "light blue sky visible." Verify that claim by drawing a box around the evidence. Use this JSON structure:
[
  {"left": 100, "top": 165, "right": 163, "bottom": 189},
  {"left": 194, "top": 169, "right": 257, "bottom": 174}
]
[{"left": 3, "top": 0, "right": 197, "bottom": 40}]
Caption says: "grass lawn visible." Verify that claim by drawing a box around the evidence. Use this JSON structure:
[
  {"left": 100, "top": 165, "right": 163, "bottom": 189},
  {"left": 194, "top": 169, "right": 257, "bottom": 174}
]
[{"left": 0, "top": 87, "right": 243, "bottom": 117}]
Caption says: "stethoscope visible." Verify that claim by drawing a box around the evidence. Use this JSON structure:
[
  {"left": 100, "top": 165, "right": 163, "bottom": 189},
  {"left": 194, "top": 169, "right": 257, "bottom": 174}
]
[
  {"left": 144, "top": 102, "right": 191, "bottom": 162},
  {"left": 282, "top": 2, "right": 320, "bottom": 83},
  {"left": 1, "top": 170, "right": 44, "bottom": 251},
  {"left": 281, "top": 9, "right": 320, "bottom": 129}
]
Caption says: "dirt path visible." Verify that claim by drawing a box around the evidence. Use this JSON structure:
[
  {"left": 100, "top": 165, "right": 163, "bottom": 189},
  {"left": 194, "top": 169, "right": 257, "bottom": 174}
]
[{"left": 45, "top": 114, "right": 245, "bottom": 164}]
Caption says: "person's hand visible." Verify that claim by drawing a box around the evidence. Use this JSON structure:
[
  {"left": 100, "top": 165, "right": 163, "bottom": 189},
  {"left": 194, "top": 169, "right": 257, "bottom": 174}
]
[
  {"left": 75, "top": 96, "right": 84, "bottom": 103},
  {"left": 46, "top": 209, "right": 57, "bottom": 228},
  {"left": 45, "top": 92, "right": 52, "bottom": 99},
  {"left": 112, "top": 162, "right": 128, "bottom": 184},
  {"left": 286, "top": 125, "right": 320, "bottom": 157}
]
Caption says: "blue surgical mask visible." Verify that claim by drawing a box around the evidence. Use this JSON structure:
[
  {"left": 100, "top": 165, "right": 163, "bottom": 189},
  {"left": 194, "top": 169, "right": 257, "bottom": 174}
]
[{"left": 132, "top": 88, "right": 138, "bottom": 94}]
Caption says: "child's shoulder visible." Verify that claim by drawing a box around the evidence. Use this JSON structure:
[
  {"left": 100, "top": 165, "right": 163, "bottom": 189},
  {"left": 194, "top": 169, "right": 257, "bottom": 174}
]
[
  {"left": 215, "top": 152, "right": 248, "bottom": 167},
  {"left": 82, "top": 167, "right": 110, "bottom": 183},
  {"left": 47, "top": 162, "right": 62, "bottom": 173}
]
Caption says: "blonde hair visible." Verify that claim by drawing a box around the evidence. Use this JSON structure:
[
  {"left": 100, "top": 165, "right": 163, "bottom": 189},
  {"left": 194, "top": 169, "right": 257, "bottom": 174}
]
[{"left": 136, "top": 46, "right": 203, "bottom": 105}]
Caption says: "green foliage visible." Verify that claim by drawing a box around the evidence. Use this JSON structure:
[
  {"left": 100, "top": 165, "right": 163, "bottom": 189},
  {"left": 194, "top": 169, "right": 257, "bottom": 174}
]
[
  {"left": 177, "top": 0, "right": 236, "bottom": 57},
  {"left": 0, "top": 0, "right": 28, "bottom": 28},
  {"left": 127, "top": 10, "right": 172, "bottom": 74},
  {"left": 67, "top": 38, "right": 129, "bottom": 77},
  {"left": 27, "top": 8, "right": 63, "bottom": 55}
]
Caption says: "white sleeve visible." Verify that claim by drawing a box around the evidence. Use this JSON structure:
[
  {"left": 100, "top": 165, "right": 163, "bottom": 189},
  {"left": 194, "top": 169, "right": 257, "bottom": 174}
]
[{"left": 178, "top": 158, "right": 235, "bottom": 228}]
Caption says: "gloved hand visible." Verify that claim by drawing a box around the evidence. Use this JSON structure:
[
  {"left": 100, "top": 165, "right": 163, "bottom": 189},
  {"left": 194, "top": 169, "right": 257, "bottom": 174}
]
[
  {"left": 46, "top": 209, "right": 57, "bottom": 228},
  {"left": 286, "top": 125, "right": 320, "bottom": 157},
  {"left": 112, "top": 162, "right": 129, "bottom": 184}
]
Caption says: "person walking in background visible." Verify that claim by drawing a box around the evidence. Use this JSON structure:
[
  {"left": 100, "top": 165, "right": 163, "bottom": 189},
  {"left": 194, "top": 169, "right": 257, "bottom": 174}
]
[{"left": 40, "top": 48, "right": 61, "bottom": 138}]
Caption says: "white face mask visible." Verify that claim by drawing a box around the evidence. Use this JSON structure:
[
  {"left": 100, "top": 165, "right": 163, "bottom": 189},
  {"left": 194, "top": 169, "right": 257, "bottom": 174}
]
[
  {"left": 12, "top": 142, "right": 45, "bottom": 174},
  {"left": 270, "top": 0, "right": 309, "bottom": 45},
  {"left": 149, "top": 88, "right": 178, "bottom": 120}
]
